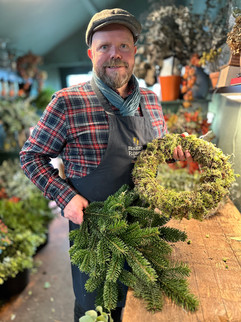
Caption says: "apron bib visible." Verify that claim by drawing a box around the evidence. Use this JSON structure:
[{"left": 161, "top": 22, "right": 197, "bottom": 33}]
[{"left": 69, "top": 79, "right": 155, "bottom": 310}]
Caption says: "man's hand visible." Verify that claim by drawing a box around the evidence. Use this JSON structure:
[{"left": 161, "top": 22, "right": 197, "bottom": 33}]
[
  {"left": 173, "top": 132, "right": 193, "bottom": 162},
  {"left": 173, "top": 145, "right": 193, "bottom": 162},
  {"left": 63, "top": 194, "right": 89, "bottom": 225}
]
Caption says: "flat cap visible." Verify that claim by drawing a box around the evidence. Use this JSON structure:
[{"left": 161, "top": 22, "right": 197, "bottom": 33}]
[{"left": 86, "top": 8, "right": 142, "bottom": 47}]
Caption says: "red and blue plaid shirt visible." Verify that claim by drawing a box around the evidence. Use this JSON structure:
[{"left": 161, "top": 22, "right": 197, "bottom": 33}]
[{"left": 20, "top": 81, "right": 167, "bottom": 209}]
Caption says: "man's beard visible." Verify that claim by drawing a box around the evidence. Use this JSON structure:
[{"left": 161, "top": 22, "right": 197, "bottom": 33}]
[{"left": 95, "top": 59, "right": 132, "bottom": 90}]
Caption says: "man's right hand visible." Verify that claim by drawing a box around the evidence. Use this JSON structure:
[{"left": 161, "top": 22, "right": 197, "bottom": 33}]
[{"left": 63, "top": 194, "right": 89, "bottom": 225}]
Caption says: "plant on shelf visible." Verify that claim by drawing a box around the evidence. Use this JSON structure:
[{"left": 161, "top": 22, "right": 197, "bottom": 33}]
[
  {"left": 227, "top": 13, "right": 241, "bottom": 68},
  {"left": 164, "top": 108, "right": 210, "bottom": 138},
  {"left": 0, "top": 217, "right": 44, "bottom": 285},
  {"left": 180, "top": 53, "right": 210, "bottom": 107},
  {"left": 31, "top": 87, "right": 55, "bottom": 111},
  {"left": 199, "top": 47, "right": 223, "bottom": 74},
  {"left": 0, "top": 160, "right": 55, "bottom": 286},
  {"left": 0, "top": 99, "right": 39, "bottom": 151},
  {"left": 0, "top": 159, "right": 55, "bottom": 233}
]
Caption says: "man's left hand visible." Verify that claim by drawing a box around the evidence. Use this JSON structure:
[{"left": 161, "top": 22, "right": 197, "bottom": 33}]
[
  {"left": 173, "top": 133, "right": 193, "bottom": 162},
  {"left": 173, "top": 145, "right": 193, "bottom": 162}
]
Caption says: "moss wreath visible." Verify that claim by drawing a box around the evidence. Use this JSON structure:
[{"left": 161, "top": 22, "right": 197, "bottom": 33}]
[{"left": 132, "top": 133, "right": 236, "bottom": 220}]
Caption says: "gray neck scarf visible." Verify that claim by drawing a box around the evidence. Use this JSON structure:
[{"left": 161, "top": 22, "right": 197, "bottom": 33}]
[{"left": 93, "top": 72, "right": 141, "bottom": 116}]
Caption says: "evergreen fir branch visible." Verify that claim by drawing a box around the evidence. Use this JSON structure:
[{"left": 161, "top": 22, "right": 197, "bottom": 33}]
[
  {"left": 140, "top": 237, "right": 173, "bottom": 255},
  {"left": 105, "top": 220, "right": 128, "bottom": 235},
  {"left": 118, "top": 269, "right": 137, "bottom": 289},
  {"left": 150, "top": 212, "right": 171, "bottom": 228},
  {"left": 85, "top": 271, "right": 106, "bottom": 293},
  {"left": 85, "top": 201, "right": 105, "bottom": 214},
  {"left": 69, "top": 248, "right": 89, "bottom": 267},
  {"left": 160, "top": 278, "right": 199, "bottom": 312},
  {"left": 133, "top": 281, "right": 164, "bottom": 312},
  {"left": 78, "top": 251, "right": 92, "bottom": 273},
  {"left": 97, "top": 239, "right": 111, "bottom": 265},
  {"left": 141, "top": 249, "right": 170, "bottom": 271},
  {"left": 122, "top": 225, "right": 160, "bottom": 247},
  {"left": 95, "top": 284, "right": 106, "bottom": 309},
  {"left": 103, "top": 281, "right": 119, "bottom": 310},
  {"left": 105, "top": 235, "right": 129, "bottom": 256},
  {"left": 159, "top": 226, "right": 187, "bottom": 242},
  {"left": 126, "top": 247, "right": 158, "bottom": 284},
  {"left": 126, "top": 206, "right": 156, "bottom": 221},
  {"left": 106, "top": 254, "right": 125, "bottom": 283},
  {"left": 161, "top": 262, "right": 191, "bottom": 278}
]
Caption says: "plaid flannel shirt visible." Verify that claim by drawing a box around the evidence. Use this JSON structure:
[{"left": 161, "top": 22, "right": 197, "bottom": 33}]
[{"left": 20, "top": 81, "right": 168, "bottom": 209}]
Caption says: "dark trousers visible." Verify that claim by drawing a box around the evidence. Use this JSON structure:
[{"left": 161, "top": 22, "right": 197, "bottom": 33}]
[{"left": 74, "top": 299, "right": 123, "bottom": 322}]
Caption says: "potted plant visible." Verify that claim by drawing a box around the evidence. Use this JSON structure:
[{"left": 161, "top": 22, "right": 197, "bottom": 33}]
[
  {"left": 199, "top": 47, "right": 223, "bottom": 88},
  {"left": 0, "top": 218, "right": 44, "bottom": 298},
  {"left": 0, "top": 159, "right": 55, "bottom": 245},
  {"left": 0, "top": 99, "right": 39, "bottom": 152}
]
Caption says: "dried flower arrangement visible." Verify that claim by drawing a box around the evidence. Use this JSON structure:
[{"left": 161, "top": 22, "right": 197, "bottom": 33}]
[
  {"left": 199, "top": 47, "right": 223, "bottom": 73},
  {"left": 135, "top": 0, "right": 229, "bottom": 83},
  {"left": 227, "top": 13, "right": 241, "bottom": 55}
]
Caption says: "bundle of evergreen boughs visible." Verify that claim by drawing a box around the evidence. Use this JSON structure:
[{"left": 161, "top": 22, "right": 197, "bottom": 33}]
[{"left": 69, "top": 185, "right": 199, "bottom": 313}]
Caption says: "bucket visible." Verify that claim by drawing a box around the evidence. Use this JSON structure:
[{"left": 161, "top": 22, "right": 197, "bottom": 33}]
[{"left": 159, "top": 75, "right": 181, "bottom": 101}]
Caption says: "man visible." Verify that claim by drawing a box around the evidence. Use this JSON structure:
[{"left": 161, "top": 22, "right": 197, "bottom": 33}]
[{"left": 20, "top": 8, "right": 192, "bottom": 322}]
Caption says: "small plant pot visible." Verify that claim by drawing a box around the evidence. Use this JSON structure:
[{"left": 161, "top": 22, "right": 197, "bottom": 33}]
[
  {"left": 0, "top": 268, "right": 30, "bottom": 300},
  {"left": 159, "top": 75, "right": 181, "bottom": 101},
  {"left": 209, "top": 71, "right": 220, "bottom": 89}
]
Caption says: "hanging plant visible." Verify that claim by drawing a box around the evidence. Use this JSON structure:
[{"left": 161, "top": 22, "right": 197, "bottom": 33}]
[{"left": 132, "top": 133, "right": 236, "bottom": 220}]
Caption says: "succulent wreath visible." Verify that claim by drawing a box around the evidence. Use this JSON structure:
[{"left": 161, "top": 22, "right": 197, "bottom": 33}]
[{"left": 132, "top": 133, "right": 236, "bottom": 220}]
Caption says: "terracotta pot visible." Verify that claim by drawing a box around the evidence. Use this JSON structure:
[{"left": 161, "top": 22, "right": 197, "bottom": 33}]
[
  {"left": 209, "top": 71, "right": 220, "bottom": 89},
  {"left": 159, "top": 75, "right": 181, "bottom": 101}
]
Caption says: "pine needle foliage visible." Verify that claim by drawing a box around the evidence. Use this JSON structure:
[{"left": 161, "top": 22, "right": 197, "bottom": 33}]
[{"left": 69, "top": 185, "right": 199, "bottom": 313}]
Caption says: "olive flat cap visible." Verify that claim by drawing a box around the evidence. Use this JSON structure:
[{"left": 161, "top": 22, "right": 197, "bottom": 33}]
[{"left": 86, "top": 8, "right": 142, "bottom": 46}]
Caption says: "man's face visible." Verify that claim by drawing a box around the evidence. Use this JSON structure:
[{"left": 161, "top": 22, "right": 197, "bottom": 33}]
[{"left": 88, "top": 24, "right": 137, "bottom": 90}]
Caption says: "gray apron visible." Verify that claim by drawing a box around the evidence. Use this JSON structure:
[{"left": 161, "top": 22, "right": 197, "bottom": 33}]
[{"left": 69, "top": 79, "right": 155, "bottom": 310}]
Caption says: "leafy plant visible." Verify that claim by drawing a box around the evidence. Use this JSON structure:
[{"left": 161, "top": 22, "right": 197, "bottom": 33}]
[
  {"left": 0, "top": 99, "right": 39, "bottom": 151},
  {"left": 0, "top": 218, "right": 44, "bottom": 284},
  {"left": 79, "top": 306, "right": 111, "bottom": 322},
  {"left": 0, "top": 159, "right": 55, "bottom": 285},
  {"left": 31, "top": 87, "right": 55, "bottom": 111},
  {"left": 70, "top": 185, "right": 199, "bottom": 314},
  {"left": 0, "top": 159, "right": 54, "bottom": 228}
]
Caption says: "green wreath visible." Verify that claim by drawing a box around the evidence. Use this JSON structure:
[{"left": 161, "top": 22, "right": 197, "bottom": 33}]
[{"left": 132, "top": 133, "right": 236, "bottom": 220}]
